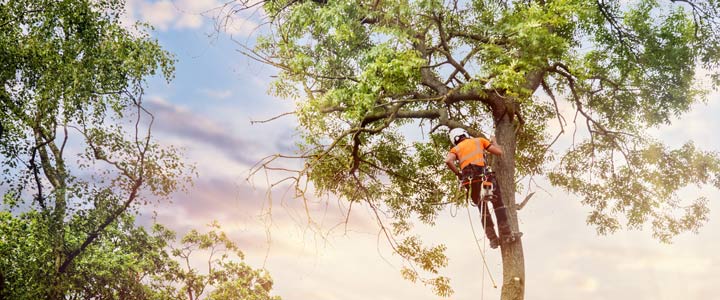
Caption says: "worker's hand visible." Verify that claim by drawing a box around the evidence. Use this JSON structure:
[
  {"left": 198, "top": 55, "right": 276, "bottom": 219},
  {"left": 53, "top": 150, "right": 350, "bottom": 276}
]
[{"left": 490, "top": 135, "right": 497, "bottom": 144}]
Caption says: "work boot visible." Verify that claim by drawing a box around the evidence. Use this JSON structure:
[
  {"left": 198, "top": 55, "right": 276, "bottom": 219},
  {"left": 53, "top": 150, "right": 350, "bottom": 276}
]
[
  {"left": 489, "top": 238, "right": 500, "bottom": 249},
  {"left": 485, "top": 227, "right": 500, "bottom": 249}
]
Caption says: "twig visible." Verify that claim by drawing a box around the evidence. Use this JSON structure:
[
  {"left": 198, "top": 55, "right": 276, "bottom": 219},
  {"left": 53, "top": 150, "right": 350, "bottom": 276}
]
[{"left": 250, "top": 111, "right": 296, "bottom": 124}]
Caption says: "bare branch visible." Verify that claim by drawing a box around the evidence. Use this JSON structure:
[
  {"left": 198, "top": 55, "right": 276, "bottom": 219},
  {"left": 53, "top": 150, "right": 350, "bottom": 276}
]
[
  {"left": 250, "top": 111, "right": 296, "bottom": 124},
  {"left": 541, "top": 78, "right": 566, "bottom": 133},
  {"left": 516, "top": 192, "right": 535, "bottom": 210}
]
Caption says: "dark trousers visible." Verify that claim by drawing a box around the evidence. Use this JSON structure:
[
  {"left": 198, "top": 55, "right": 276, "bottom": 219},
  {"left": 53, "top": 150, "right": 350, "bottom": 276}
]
[{"left": 462, "top": 166, "right": 511, "bottom": 240}]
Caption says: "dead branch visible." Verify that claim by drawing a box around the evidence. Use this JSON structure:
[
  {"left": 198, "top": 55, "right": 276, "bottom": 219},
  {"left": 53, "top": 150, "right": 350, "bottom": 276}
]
[
  {"left": 516, "top": 192, "right": 535, "bottom": 211},
  {"left": 250, "top": 111, "right": 296, "bottom": 124}
]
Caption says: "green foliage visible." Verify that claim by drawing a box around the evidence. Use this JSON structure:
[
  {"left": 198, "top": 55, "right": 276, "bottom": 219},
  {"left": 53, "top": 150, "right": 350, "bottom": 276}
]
[
  {"left": 0, "top": 211, "right": 52, "bottom": 300},
  {"left": 396, "top": 235, "right": 453, "bottom": 297},
  {"left": 0, "top": 0, "right": 190, "bottom": 298},
  {"left": 0, "top": 214, "right": 282, "bottom": 300},
  {"left": 0, "top": 212, "right": 174, "bottom": 300}
]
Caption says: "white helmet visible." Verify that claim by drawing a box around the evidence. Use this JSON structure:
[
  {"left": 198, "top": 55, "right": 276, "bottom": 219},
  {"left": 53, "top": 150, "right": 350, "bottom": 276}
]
[{"left": 449, "top": 128, "right": 470, "bottom": 145}]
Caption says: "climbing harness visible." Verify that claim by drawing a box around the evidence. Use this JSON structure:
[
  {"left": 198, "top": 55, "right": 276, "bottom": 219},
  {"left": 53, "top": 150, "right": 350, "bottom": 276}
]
[{"left": 461, "top": 165, "right": 495, "bottom": 206}]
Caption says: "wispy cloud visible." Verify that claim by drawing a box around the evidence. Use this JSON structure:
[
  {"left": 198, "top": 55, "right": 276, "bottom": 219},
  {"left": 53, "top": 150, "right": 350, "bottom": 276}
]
[
  {"left": 146, "top": 96, "right": 259, "bottom": 166},
  {"left": 122, "top": 0, "right": 260, "bottom": 35},
  {"left": 201, "top": 88, "right": 233, "bottom": 99},
  {"left": 139, "top": 0, "right": 177, "bottom": 31},
  {"left": 221, "top": 14, "right": 261, "bottom": 36}
]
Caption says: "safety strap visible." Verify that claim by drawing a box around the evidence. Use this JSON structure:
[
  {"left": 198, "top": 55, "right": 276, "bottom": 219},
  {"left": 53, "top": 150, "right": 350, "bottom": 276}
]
[{"left": 461, "top": 165, "right": 487, "bottom": 187}]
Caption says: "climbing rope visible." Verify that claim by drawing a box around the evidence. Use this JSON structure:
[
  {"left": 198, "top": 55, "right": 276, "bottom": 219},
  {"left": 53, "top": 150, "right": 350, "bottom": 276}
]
[
  {"left": 464, "top": 179, "right": 497, "bottom": 289},
  {"left": 481, "top": 199, "right": 488, "bottom": 300},
  {"left": 481, "top": 187, "right": 490, "bottom": 300}
]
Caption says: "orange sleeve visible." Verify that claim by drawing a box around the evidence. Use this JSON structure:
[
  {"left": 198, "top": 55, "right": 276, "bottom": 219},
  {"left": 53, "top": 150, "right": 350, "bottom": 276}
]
[
  {"left": 480, "top": 138, "right": 491, "bottom": 150},
  {"left": 449, "top": 145, "right": 459, "bottom": 156}
]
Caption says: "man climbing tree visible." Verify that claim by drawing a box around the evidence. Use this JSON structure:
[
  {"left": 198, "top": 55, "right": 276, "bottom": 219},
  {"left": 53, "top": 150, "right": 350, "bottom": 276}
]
[
  {"left": 445, "top": 128, "right": 520, "bottom": 249},
  {"left": 230, "top": 0, "right": 720, "bottom": 299}
]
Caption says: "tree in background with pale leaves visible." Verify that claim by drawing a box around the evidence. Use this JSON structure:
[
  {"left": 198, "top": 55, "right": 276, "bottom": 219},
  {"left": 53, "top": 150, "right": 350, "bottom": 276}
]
[{"left": 151, "top": 222, "right": 281, "bottom": 300}]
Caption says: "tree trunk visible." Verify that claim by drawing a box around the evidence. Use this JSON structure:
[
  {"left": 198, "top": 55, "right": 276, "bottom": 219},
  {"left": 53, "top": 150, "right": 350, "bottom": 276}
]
[{"left": 493, "top": 113, "right": 525, "bottom": 300}]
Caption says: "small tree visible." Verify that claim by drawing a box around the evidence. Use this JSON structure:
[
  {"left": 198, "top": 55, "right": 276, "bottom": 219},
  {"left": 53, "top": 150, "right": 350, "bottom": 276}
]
[
  {"left": 150, "top": 222, "right": 281, "bottom": 300},
  {"left": 225, "top": 0, "right": 720, "bottom": 299}
]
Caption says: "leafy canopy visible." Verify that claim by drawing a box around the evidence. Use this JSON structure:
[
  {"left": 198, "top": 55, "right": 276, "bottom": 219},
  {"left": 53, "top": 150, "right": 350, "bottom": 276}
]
[{"left": 237, "top": 0, "right": 720, "bottom": 295}]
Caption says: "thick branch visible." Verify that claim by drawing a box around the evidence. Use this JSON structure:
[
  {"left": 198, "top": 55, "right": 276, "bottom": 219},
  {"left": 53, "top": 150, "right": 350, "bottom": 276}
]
[
  {"left": 33, "top": 127, "right": 60, "bottom": 189},
  {"left": 413, "top": 32, "right": 451, "bottom": 94},
  {"left": 363, "top": 108, "right": 441, "bottom": 124},
  {"left": 434, "top": 14, "right": 471, "bottom": 81},
  {"left": 445, "top": 47, "right": 481, "bottom": 86},
  {"left": 448, "top": 31, "right": 509, "bottom": 45},
  {"left": 58, "top": 178, "right": 143, "bottom": 273},
  {"left": 28, "top": 146, "right": 48, "bottom": 211},
  {"left": 516, "top": 192, "right": 535, "bottom": 210}
]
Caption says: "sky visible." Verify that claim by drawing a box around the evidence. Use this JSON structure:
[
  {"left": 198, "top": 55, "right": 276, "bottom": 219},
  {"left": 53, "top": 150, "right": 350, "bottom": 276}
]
[{"left": 118, "top": 1, "right": 720, "bottom": 299}]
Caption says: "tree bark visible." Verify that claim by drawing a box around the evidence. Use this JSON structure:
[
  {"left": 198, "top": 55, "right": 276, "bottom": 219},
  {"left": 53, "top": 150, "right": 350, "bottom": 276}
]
[{"left": 493, "top": 112, "right": 525, "bottom": 300}]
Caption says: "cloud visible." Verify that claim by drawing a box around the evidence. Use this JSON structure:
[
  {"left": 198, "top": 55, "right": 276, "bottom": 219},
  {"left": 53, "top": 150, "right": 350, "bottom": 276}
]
[
  {"left": 173, "top": 0, "right": 224, "bottom": 29},
  {"left": 223, "top": 15, "right": 260, "bottom": 36},
  {"left": 145, "top": 96, "right": 261, "bottom": 166},
  {"left": 140, "top": 174, "right": 378, "bottom": 258},
  {"left": 547, "top": 268, "right": 600, "bottom": 294},
  {"left": 175, "top": 14, "right": 203, "bottom": 29},
  {"left": 121, "top": 0, "right": 260, "bottom": 35},
  {"left": 201, "top": 88, "right": 233, "bottom": 99},
  {"left": 614, "top": 252, "right": 713, "bottom": 274},
  {"left": 139, "top": 0, "right": 177, "bottom": 31}
]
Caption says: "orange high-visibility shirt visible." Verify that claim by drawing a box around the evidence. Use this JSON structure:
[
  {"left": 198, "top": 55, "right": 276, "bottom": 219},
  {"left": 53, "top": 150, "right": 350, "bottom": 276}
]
[{"left": 450, "top": 137, "right": 491, "bottom": 169}]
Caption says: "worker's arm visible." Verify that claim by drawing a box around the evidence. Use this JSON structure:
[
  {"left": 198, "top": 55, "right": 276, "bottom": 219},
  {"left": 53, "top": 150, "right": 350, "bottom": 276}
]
[
  {"left": 445, "top": 152, "right": 461, "bottom": 178},
  {"left": 486, "top": 136, "right": 503, "bottom": 156}
]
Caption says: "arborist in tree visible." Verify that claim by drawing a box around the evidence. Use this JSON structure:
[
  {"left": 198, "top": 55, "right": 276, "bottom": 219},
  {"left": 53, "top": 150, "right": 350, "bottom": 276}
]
[{"left": 445, "top": 128, "right": 520, "bottom": 249}]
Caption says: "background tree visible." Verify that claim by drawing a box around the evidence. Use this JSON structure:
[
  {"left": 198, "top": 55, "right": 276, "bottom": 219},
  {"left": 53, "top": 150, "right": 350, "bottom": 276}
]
[
  {"left": 0, "top": 0, "right": 190, "bottom": 298},
  {"left": 150, "top": 221, "right": 281, "bottom": 300},
  {"left": 225, "top": 0, "right": 720, "bottom": 299}
]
